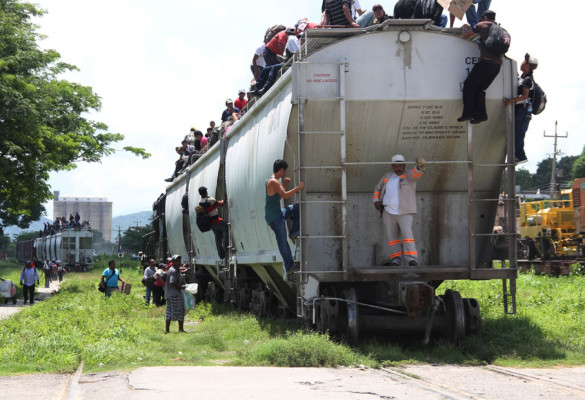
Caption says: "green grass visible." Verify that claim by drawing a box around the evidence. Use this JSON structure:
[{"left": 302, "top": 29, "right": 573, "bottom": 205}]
[{"left": 1, "top": 260, "right": 584, "bottom": 375}]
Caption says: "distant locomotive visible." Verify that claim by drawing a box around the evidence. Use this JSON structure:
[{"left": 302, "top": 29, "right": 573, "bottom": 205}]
[
  {"left": 17, "top": 228, "right": 94, "bottom": 270},
  {"left": 147, "top": 22, "right": 518, "bottom": 344}
]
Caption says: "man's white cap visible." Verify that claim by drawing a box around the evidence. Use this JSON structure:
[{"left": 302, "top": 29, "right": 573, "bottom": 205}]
[{"left": 391, "top": 154, "right": 406, "bottom": 163}]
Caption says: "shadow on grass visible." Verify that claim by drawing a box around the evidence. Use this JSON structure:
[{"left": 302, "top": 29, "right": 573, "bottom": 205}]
[{"left": 358, "top": 314, "right": 567, "bottom": 365}]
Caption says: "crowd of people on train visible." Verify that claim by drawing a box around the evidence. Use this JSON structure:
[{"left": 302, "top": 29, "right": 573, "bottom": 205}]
[
  {"left": 40, "top": 212, "right": 91, "bottom": 237},
  {"left": 163, "top": 0, "right": 538, "bottom": 183}
]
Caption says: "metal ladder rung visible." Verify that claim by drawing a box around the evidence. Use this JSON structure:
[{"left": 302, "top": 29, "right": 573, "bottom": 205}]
[
  {"left": 300, "top": 200, "right": 346, "bottom": 204},
  {"left": 300, "top": 235, "right": 345, "bottom": 239},
  {"left": 472, "top": 232, "right": 518, "bottom": 237},
  {"left": 471, "top": 198, "right": 516, "bottom": 203},
  {"left": 299, "top": 166, "right": 343, "bottom": 170},
  {"left": 299, "top": 131, "right": 344, "bottom": 135}
]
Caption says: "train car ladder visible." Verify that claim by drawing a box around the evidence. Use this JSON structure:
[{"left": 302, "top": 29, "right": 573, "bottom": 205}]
[
  {"left": 293, "top": 61, "right": 350, "bottom": 276},
  {"left": 466, "top": 65, "right": 518, "bottom": 314}
]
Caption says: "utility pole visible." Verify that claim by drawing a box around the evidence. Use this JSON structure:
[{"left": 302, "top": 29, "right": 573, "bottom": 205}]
[
  {"left": 544, "top": 121, "right": 568, "bottom": 199},
  {"left": 116, "top": 226, "right": 122, "bottom": 273}
]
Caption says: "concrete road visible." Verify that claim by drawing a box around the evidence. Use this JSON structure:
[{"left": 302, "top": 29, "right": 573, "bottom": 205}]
[{"left": 0, "top": 278, "right": 61, "bottom": 320}]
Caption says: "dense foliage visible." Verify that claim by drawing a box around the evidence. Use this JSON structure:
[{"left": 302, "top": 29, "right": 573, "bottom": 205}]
[{"left": 0, "top": 0, "right": 149, "bottom": 232}]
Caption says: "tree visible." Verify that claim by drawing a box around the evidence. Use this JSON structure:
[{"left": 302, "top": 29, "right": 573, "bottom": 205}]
[
  {"left": 120, "top": 226, "right": 151, "bottom": 254},
  {"left": 14, "top": 230, "right": 39, "bottom": 242},
  {"left": 515, "top": 168, "right": 533, "bottom": 191},
  {"left": 0, "top": 1, "right": 149, "bottom": 232},
  {"left": 571, "top": 146, "right": 585, "bottom": 180}
]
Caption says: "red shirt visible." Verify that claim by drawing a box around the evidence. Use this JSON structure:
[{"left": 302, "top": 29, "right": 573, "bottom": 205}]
[
  {"left": 234, "top": 97, "right": 247, "bottom": 110},
  {"left": 266, "top": 31, "right": 288, "bottom": 55}
]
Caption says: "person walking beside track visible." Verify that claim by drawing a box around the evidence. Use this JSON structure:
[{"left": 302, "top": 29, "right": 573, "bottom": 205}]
[
  {"left": 101, "top": 260, "right": 125, "bottom": 297},
  {"left": 19, "top": 261, "right": 39, "bottom": 305},
  {"left": 165, "top": 255, "right": 186, "bottom": 334}
]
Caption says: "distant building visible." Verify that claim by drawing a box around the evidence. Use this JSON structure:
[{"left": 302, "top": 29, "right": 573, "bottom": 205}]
[{"left": 53, "top": 191, "right": 113, "bottom": 241}]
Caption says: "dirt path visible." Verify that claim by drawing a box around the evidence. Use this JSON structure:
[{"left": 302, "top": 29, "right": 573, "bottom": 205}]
[{"left": 0, "top": 278, "right": 61, "bottom": 320}]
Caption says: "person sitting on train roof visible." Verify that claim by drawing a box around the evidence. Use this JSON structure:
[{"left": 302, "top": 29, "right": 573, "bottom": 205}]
[
  {"left": 373, "top": 154, "right": 426, "bottom": 267},
  {"left": 234, "top": 89, "right": 247, "bottom": 111},
  {"left": 355, "top": 3, "right": 391, "bottom": 28},
  {"left": 457, "top": 10, "right": 503, "bottom": 125},
  {"left": 251, "top": 43, "right": 265, "bottom": 82},
  {"left": 321, "top": 0, "right": 359, "bottom": 27},
  {"left": 263, "top": 26, "right": 297, "bottom": 67},
  {"left": 164, "top": 146, "right": 186, "bottom": 182},
  {"left": 194, "top": 130, "right": 207, "bottom": 154},
  {"left": 198, "top": 186, "right": 229, "bottom": 261},
  {"left": 394, "top": 0, "right": 417, "bottom": 19},
  {"left": 207, "top": 124, "right": 220, "bottom": 148},
  {"left": 413, "top": 0, "right": 444, "bottom": 27},
  {"left": 221, "top": 99, "right": 240, "bottom": 123},
  {"left": 184, "top": 127, "right": 196, "bottom": 145},
  {"left": 265, "top": 159, "right": 305, "bottom": 281}
]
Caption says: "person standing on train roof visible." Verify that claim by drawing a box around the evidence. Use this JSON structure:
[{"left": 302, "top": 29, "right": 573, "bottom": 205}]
[
  {"left": 457, "top": 10, "right": 504, "bottom": 124},
  {"left": 198, "top": 186, "right": 229, "bottom": 261},
  {"left": 373, "top": 155, "right": 426, "bottom": 267},
  {"left": 265, "top": 159, "right": 305, "bottom": 280}
]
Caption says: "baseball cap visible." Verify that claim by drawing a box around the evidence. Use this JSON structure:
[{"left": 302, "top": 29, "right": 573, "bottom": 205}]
[
  {"left": 391, "top": 154, "right": 406, "bottom": 163},
  {"left": 171, "top": 254, "right": 181, "bottom": 261}
]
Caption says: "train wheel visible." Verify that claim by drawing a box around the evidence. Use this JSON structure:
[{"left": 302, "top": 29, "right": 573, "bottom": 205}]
[
  {"left": 462, "top": 297, "right": 482, "bottom": 334},
  {"left": 318, "top": 286, "right": 340, "bottom": 334},
  {"left": 342, "top": 288, "right": 359, "bottom": 346},
  {"left": 207, "top": 282, "right": 217, "bottom": 303},
  {"left": 237, "top": 289, "right": 249, "bottom": 310},
  {"left": 444, "top": 289, "right": 466, "bottom": 345},
  {"left": 250, "top": 290, "right": 269, "bottom": 317}
]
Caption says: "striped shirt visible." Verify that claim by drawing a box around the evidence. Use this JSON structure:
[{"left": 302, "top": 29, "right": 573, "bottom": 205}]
[{"left": 324, "top": 0, "right": 351, "bottom": 26}]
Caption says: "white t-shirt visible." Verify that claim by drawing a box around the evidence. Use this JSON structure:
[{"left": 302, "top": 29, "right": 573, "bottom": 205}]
[
  {"left": 286, "top": 36, "right": 300, "bottom": 54},
  {"left": 382, "top": 174, "right": 400, "bottom": 214},
  {"left": 252, "top": 44, "right": 265, "bottom": 68},
  {"left": 351, "top": 0, "right": 362, "bottom": 19}
]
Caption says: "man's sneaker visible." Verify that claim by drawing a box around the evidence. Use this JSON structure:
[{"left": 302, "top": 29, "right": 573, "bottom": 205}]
[
  {"left": 515, "top": 158, "right": 528, "bottom": 165},
  {"left": 408, "top": 260, "right": 418, "bottom": 267},
  {"left": 289, "top": 232, "right": 300, "bottom": 240},
  {"left": 164, "top": 178, "right": 173, "bottom": 182},
  {"left": 470, "top": 116, "right": 487, "bottom": 124},
  {"left": 457, "top": 115, "right": 473, "bottom": 122}
]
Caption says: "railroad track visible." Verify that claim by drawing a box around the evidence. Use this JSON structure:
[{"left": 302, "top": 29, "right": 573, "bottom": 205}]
[{"left": 378, "top": 365, "right": 585, "bottom": 400}]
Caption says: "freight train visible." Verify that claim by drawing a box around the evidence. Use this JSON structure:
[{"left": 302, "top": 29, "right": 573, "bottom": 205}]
[
  {"left": 16, "top": 228, "right": 94, "bottom": 270},
  {"left": 145, "top": 21, "right": 519, "bottom": 344}
]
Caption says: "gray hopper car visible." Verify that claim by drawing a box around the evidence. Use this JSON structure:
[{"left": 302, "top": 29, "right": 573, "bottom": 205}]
[{"left": 148, "top": 21, "right": 518, "bottom": 344}]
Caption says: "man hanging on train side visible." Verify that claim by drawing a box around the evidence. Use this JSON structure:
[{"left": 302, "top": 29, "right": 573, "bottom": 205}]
[
  {"left": 373, "top": 154, "right": 426, "bottom": 267},
  {"left": 265, "top": 159, "right": 305, "bottom": 280}
]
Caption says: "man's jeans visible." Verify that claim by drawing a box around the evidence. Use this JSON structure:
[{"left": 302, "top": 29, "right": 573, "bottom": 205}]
[
  {"left": 211, "top": 220, "right": 230, "bottom": 259},
  {"left": 466, "top": 0, "right": 492, "bottom": 27},
  {"left": 268, "top": 204, "right": 299, "bottom": 271},
  {"left": 514, "top": 106, "right": 532, "bottom": 160},
  {"left": 145, "top": 285, "right": 153, "bottom": 305}
]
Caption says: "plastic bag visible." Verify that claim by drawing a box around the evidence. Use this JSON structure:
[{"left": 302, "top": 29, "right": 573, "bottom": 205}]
[
  {"left": 184, "top": 283, "right": 198, "bottom": 295},
  {"left": 182, "top": 291, "right": 196, "bottom": 315}
]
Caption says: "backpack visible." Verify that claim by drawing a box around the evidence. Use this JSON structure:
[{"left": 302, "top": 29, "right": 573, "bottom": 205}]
[
  {"left": 484, "top": 22, "right": 511, "bottom": 55},
  {"left": 196, "top": 201, "right": 212, "bottom": 232},
  {"left": 531, "top": 81, "right": 547, "bottom": 115},
  {"left": 420, "top": 0, "right": 438, "bottom": 17},
  {"left": 264, "top": 24, "right": 286, "bottom": 44}
]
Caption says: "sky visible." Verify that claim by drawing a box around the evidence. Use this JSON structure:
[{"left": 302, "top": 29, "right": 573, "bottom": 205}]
[{"left": 32, "top": 0, "right": 584, "bottom": 219}]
